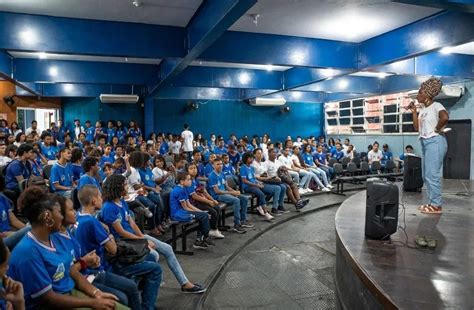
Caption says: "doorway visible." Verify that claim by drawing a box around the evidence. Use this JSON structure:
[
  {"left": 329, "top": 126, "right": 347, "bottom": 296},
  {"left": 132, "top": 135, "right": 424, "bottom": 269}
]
[{"left": 443, "top": 119, "right": 472, "bottom": 180}]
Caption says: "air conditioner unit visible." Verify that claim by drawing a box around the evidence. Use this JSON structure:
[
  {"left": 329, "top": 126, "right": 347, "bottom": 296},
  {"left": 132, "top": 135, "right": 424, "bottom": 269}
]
[
  {"left": 249, "top": 97, "right": 286, "bottom": 106},
  {"left": 407, "top": 85, "right": 464, "bottom": 99},
  {"left": 99, "top": 94, "right": 139, "bottom": 104}
]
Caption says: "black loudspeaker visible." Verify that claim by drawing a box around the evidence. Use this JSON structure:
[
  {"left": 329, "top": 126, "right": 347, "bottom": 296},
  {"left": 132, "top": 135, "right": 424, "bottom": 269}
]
[
  {"left": 365, "top": 180, "right": 399, "bottom": 240},
  {"left": 403, "top": 155, "right": 423, "bottom": 192}
]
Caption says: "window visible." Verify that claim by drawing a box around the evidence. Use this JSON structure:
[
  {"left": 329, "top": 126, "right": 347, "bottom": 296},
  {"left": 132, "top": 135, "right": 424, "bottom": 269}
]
[{"left": 325, "top": 92, "right": 417, "bottom": 134}]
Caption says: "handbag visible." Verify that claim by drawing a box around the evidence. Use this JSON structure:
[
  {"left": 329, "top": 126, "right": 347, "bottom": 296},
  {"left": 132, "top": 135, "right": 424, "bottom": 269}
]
[
  {"left": 277, "top": 167, "right": 294, "bottom": 185},
  {"left": 106, "top": 238, "right": 150, "bottom": 265}
]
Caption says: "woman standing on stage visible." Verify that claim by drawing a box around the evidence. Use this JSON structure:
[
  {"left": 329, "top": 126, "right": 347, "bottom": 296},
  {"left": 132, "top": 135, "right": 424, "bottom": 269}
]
[{"left": 410, "top": 77, "right": 449, "bottom": 215}]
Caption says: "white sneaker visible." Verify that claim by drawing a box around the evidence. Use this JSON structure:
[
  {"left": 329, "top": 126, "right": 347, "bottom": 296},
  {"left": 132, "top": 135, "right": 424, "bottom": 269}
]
[
  {"left": 209, "top": 229, "right": 225, "bottom": 239},
  {"left": 305, "top": 188, "right": 314, "bottom": 193},
  {"left": 298, "top": 188, "right": 306, "bottom": 195},
  {"left": 256, "top": 206, "right": 266, "bottom": 216},
  {"left": 327, "top": 184, "right": 334, "bottom": 189},
  {"left": 322, "top": 187, "right": 331, "bottom": 192},
  {"left": 264, "top": 213, "right": 274, "bottom": 221}
]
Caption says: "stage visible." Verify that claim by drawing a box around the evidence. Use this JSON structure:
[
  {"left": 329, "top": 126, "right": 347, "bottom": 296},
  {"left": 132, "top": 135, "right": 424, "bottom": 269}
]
[{"left": 335, "top": 179, "right": 474, "bottom": 309}]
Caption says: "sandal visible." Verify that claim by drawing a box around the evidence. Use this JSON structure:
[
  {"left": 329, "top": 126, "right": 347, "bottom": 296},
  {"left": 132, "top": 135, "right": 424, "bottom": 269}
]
[
  {"left": 425, "top": 237, "right": 437, "bottom": 249},
  {"left": 418, "top": 204, "right": 430, "bottom": 211},
  {"left": 421, "top": 205, "right": 443, "bottom": 214},
  {"left": 415, "top": 235, "right": 427, "bottom": 247}
]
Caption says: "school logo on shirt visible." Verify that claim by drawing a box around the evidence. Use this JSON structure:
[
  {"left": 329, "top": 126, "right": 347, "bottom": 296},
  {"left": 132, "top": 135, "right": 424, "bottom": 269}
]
[
  {"left": 53, "top": 263, "right": 65, "bottom": 282},
  {"left": 61, "top": 175, "right": 66, "bottom": 182},
  {"left": 1, "top": 211, "right": 6, "bottom": 222},
  {"left": 145, "top": 175, "right": 150, "bottom": 181}
]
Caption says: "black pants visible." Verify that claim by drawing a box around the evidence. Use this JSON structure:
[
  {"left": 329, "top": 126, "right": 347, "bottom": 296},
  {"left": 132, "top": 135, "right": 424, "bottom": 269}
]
[{"left": 194, "top": 201, "right": 220, "bottom": 230}]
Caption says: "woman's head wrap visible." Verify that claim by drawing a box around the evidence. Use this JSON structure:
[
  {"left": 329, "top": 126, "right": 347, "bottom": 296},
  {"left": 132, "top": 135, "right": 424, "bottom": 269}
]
[{"left": 419, "top": 77, "right": 443, "bottom": 99}]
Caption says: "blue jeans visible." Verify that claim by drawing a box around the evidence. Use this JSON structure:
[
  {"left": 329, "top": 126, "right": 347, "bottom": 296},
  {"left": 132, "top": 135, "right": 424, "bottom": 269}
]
[
  {"left": 244, "top": 183, "right": 281, "bottom": 210},
  {"left": 136, "top": 195, "right": 161, "bottom": 229},
  {"left": 263, "top": 182, "right": 286, "bottom": 210},
  {"left": 93, "top": 271, "right": 141, "bottom": 310},
  {"left": 144, "top": 235, "right": 189, "bottom": 286},
  {"left": 307, "top": 167, "right": 328, "bottom": 187},
  {"left": 298, "top": 170, "right": 312, "bottom": 188},
  {"left": 421, "top": 135, "right": 447, "bottom": 206},
  {"left": 111, "top": 256, "right": 162, "bottom": 310},
  {"left": 146, "top": 191, "right": 164, "bottom": 225},
  {"left": 4, "top": 225, "right": 31, "bottom": 250},
  {"left": 217, "top": 194, "right": 249, "bottom": 225}
]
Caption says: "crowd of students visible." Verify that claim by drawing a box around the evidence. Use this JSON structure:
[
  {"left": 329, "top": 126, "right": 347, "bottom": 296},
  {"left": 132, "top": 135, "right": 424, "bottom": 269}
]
[{"left": 0, "top": 117, "right": 414, "bottom": 309}]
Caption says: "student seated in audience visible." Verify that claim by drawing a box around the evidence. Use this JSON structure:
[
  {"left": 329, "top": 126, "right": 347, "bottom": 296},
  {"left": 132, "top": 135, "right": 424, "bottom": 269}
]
[
  {"left": 8, "top": 187, "right": 118, "bottom": 309},
  {"left": 101, "top": 174, "right": 206, "bottom": 294},
  {"left": 40, "top": 132, "right": 59, "bottom": 162},
  {"left": 5, "top": 144, "right": 34, "bottom": 194},
  {"left": 300, "top": 144, "right": 332, "bottom": 191},
  {"left": 191, "top": 150, "right": 207, "bottom": 184},
  {"left": 398, "top": 144, "right": 414, "bottom": 161},
  {"left": 99, "top": 145, "right": 115, "bottom": 168},
  {"left": 70, "top": 147, "right": 83, "bottom": 182},
  {"left": 368, "top": 142, "right": 383, "bottom": 172},
  {"left": 214, "top": 139, "right": 227, "bottom": 155},
  {"left": 168, "top": 135, "right": 181, "bottom": 157},
  {"left": 343, "top": 144, "right": 356, "bottom": 160},
  {"left": 292, "top": 145, "right": 331, "bottom": 192},
  {"left": 25, "top": 120, "right": 42, "bottom": 137},
  {"left": 186, "top": 163, "right": 225, "bottom": 239},
  {"left": 332, "top": 142, "right": 344, "bottom": 161},
  {"left": 252, "top": 149, "right": 287, "bottom": 215},
  {"left": 221, "top": 154, "right": 239, "bottom": 185},
  {"left": 265, "top": 148, "right": 309, "bottom": 210},
  {"left": 115, "top": 121, "right": 127, "bottom": 144},
  {"left": 52, "top": 195, "right": 130, "bottom": 310},
  {"left": 84, "top": 120, "right": 95, "bottom": 143},
  {"left": 152, "top": 155, "right": 175, "bottom": 192},
  {"left": 381, "top": 143, "right": 393, "bottom": 168},
  {"left": 13, "top": 132, "right": 26, "bottom": 147},
  {"left": 240, "top": 152, "right": 275, "bottom": 222},
  {"left": 0, "top": 237, "right": 25, "bottom": 310},
  {"left": 76, "top": 185, "right": 162, "bottom": 310},
  {"left": 77, "top": 156, "right": 101, "bottom": 191},
  {"left": 170, "top": 172, "right": 214, "bottom": 249},
  {"left": 279, "top": 147, "right": 313, "bottom": 194},
  {"left": 0, "top": 141, "right": 11, "bottom": 166},
  {"left": 50, "top": 147, "right": 76, "bottom": 198},
  {"left": 208, "top": 158, "right": 252, "bottom": 234},
  {"left": 0, "top": 176, "right": 29, "bottom": 250}
]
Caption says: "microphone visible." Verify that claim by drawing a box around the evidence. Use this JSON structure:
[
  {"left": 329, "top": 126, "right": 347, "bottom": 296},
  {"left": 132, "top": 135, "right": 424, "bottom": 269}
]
[{"left": 404, "top": 100, "right": 420, "bottom": 110}]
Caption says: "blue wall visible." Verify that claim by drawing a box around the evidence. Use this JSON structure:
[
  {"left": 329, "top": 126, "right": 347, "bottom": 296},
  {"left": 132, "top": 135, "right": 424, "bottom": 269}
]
[
  {"left": 62, "top": 97, "right": 143, "bottom": 130},
  {"left": 152, "top": 99, "right": 324, "bottom": 141}
]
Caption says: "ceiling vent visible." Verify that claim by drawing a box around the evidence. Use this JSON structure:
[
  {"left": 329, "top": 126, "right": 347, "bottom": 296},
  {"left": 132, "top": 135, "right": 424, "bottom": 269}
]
[
  {"left": 249, "top": 97, "right": 286, "bottom": 106},
  {"left": 99, "top": 94, "right": 139, "bottom": 104},
  {"left": 407, "top": 85, "right": 464, "bottom": 100}
]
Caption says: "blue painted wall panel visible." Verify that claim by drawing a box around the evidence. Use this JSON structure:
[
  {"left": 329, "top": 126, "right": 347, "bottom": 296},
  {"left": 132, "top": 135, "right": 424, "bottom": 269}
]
[{"left": 152, "top": 100, "right": 323, "bottom": 141}]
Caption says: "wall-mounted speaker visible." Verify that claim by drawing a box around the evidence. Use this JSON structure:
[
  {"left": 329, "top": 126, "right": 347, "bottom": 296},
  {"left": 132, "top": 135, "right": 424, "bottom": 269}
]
[{"left": 3, "top": 95, "right": 15, "bottom": 106}]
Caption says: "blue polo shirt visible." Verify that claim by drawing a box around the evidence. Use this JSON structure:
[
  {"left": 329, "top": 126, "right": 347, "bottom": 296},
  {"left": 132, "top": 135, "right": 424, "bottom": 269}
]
[
  {"left": 313, "top": 152, "right": 326, "bottom": 164},
  {"left": 204, "top": 163, "right": 213, "bottom": 177},
  {"left": 106, "top": 128, "right": 116, "bottom": 144},
  {"left": 169, "top": 185, "right": 193, "bottom": 222},
  {"left": 116, "top": 128, "right": 127, "bottom": 143},
  {"left": 159, "top": 142, "right": 169, "bottom": 155},
  {"left": 222, "top": 163, "right": 235, "bottom": 176},
  {"left": 195, "top": 162, "right": 205, "bottom": 177},
  {"left": 99, "top": 154, "right": 115, "bottom": 168},
  {"left": 75, "top": 212, "right": 110, "bottom": 272},
  {"left": 302, "top": 153, "right": 315, "bottom": 167},
  {"left": 208, "top": 171, "right": 226, "bottom": 199},
  {"left": 382, "top": 151, "right": 393, "bottom": 165},
  {"left": 228, "top": 152, "right": 240, "bottom": 167},
  {"left": 214, "top": 147, "right": 227, "bottom": 155},
  {"left": 77, "top": 174, "right": 101, "bottom": 191},
  {"left": 50, "top": 162, "right": 74, "bottom": 193},
  {"left": 101, "top": 200, "right": 135, "bottom": 239},
  {"left": 71, "top": 163, "right": 82, "bottom": 181},
  {"left": 138, "top": 167, "right": 156, "bottom": 188},
  {"left": 239, "top": 164, "right": 257, "bottom": 190},
  {"left": 8, "top": 232, "right": 75, "bottom": 309},
  {"left": 333, "top": 150, "right": 344, "bottom": 161},
  {"left": 185, "top": 178, "right": 199, "bottom": 197},
  {"left": 0, "top": 194, "right": 12, "bottom": 232},
  {"left": 85, "top": 127, "right": 95, "bottom": 142},
  {"left": 5, "top": 160, "right": 31, "bottom": 190},
  {"left": 129, "top": 128, "right": 141, "bottom": 139}
]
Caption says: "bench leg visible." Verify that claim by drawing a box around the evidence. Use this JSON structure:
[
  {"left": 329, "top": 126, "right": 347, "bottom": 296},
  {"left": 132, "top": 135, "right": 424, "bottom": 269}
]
[
  {"left": 175, "top": 224, "right": 193, "bottom": 256},
  {"left": 219, "top": 208, "right": 231, "bottom": 231}
]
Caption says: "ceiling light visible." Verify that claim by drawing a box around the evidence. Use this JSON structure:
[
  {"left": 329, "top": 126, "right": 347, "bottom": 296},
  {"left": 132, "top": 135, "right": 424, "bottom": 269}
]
[
  {"left": 320, "top": 12, "right": 378, "bottom": 41},
  {"left": 338, "top": 79, "right": 349, "bottom": 90},
  {"left": 420, "top": 33, "right": 439, "bottom": 49},
  {"left": 291, "top": 51, "right": 306, "bottom": 65},
  {"left": 291, "top": 92, "right": 302, "bottom": 99},
  {"left": 49, "top": 66, "right": 58, "bottom": 77},
  {"left": 19, "top": 28, "right": 37, "bottom": 45},
  {"left": 63, "top": 84, "right": 74, "bottom": 92},
  {"left": 439, "top": 46, "right": 453, "bottom": 55},
  {"left": 37, "top": 52, "right": 47, "bottom": 59},
  {"left": 320, "top": 68, "right": 336, "bottom": 78},
  {"left": 238, "top": 72, "right": 250, "bottom": 84},
  {"left": 265, "top": 64, "right": 274, "bottom": 72}
]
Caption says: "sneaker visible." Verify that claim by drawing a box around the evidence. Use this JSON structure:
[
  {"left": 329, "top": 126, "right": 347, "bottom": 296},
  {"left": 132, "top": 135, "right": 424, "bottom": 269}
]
[
  {"left": 271, "top": 209, "right": 282, "bottom": 216},
  {"left": 240, "top": 221, "right": 255, "bottom": 228},
  {"left": 327, "top": 184, "right": 334, "bottom": 189},
  {"left": 144, "top": 208, "right": 153, "bottom": 218},
  {"left": 301, "top": 198, "right": 310, "bottom": 206},
  {"left": 232, "top": 225, "right": 247, "bottom": 234},
  {"left": 298, "top": 188, "right": 306, "bottom": 195},
  {"left": 192, "top": 240, "right": 208, "bottom": 250},
  {"left": 264, "top": 213, "right": 274, "bottom": 221},
  {"left": 204, "top": 238, "right": 215, "bottom": 246},
  {"left": 322, "top": 187, "right": 331, "bottom": 192},
  {"left": 209, "top": 230, "right": 225, "bottom": 239},
  {"left": 278, "top": 207, "right": 290, "bottom": 214},
  {"left": 256, "top": 206, "right": 266, "bottom": 216},
  {"left": 305, "top": 188, "right": 314, "bottom": 193},
  {"left": 181, "top": 284, "right": 207, "bottom": 294}
]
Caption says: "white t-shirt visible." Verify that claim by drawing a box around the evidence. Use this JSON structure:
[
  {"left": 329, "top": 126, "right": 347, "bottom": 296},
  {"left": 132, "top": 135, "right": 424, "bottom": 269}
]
[
  {"left": 169, "top": 141, "right": 182, "bottom": 154},
  {"left": 418, "top": 102, "right": 446, "bottom": 139},
  {"left": 290, "top": 154, "right": 302, "bottom": 167},
  {"left": 368, "top": 150, "right": 383, "bottom": 163},
  {"left": 0, "top": 156, "right": 12, "bottom": 166},
  {"left": 25, "top": 127, "right": 42, "bottom": 136},
  {"left": 152, "top": 167, "right": 168, "bottom": 180},
  {"left": 181, "top": 129, "right": 194, "bottom": 152},
  {"left": 126, "top": 167, "right": 141, "bottom": 201},
  {"left": 251, "top": 160, "right": 267, "bottom": 176},
  {"left": 278, "top": 155, "right": 293, "bottom": 169},
  {"left": 264, "top": 160, "right": 281, "bottom": 177}
]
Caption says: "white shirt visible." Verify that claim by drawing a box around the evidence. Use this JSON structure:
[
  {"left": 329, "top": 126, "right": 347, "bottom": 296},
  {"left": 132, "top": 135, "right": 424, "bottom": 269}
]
[
  {"left": 169, "top": 141, "right": 182, "bottom": 154},
  {"left": 181, "top": 129, "right": 194, "bottom": 152},
  {"left": 368, "top": 150, "right": 383, "bottom": 163},
  {"left": 418, "top": 102, "right": 446, "bottom": 139},
  {"left": 25, "top": 127, "right": 41, "bottom": 136},
  {"left": 126, "top": 167, "right": 141, "bottom": 201},
  {"left": 251, "top": 160, "right": 267, "bottom": 176},
  {"left": 264, "top": 160, "right": 281, "bottom": 177},
  {"left": 278, "top": 155, "right": 293, "bottom": 169},
  {"left": 0, "top": 156, "right": 11, "bottom": 166},
  {"left": 74, "top": 126, "right": 84, "bottom": 139},
  {"left": 290, "top": 154, "right": 302, "bottom": 167},
  {"left": 152, "top": 167, "right": 168, "bottom": 180}
]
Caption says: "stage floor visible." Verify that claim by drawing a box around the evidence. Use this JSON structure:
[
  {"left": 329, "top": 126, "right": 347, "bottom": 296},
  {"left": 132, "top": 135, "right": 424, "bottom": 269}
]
[{"left": 335, "top": 179, "right": 474, "bottom": 309}]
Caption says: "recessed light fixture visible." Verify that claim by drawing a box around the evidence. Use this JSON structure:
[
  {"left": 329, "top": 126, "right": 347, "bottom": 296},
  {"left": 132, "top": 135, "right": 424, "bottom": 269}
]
[
  {"left": 338, "top": 79, "right": 349, "bottom": 90},
  {"left": 19, "top": 28, "right": 37, "bottom": 45},
  {"left": 291, "top": 51, "right": 306, "bottom": 65},
  {"left": 265, "top": 64, "right": 274, "bottom": 72},
  {"left": 49, "top": 66, "right": 58, "bottom": 77},
  {"left": 320, "top": 68, "right": 336, "bottom": 78},
  {"left": 38, "top": 52, "right": 47, "bottom": 59},
  {"left": 420, "top": 33, "right": 439, "bottom": 49},
  {"left": 238, "top": 72, "right": 250, "bottom": 84}
]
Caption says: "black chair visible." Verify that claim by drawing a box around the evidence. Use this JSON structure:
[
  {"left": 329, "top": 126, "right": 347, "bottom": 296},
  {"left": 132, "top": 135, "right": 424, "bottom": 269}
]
[
  {"left": 352, "top": 157, "right": 361, "bottom": 168},
  {"left": 341, "top": 157, "right": 350, "bottom": 168},
  {"left": 371, "top": 161, "right": 382, "bottom": 173},
  {"left": 43, "top": 164, "right": 53, "bottom": 179},
  {"left": 385, "top": 160, "right": 396, "bottom": 173},
  {"left": 328, "top": 158, "right": 337, "bottom": 167},
  {"left": 346, "top": 162, "right": 358, "bottom": 176},
  {"left": 360, "top": 161, "right": 370, "bottom": 175}
]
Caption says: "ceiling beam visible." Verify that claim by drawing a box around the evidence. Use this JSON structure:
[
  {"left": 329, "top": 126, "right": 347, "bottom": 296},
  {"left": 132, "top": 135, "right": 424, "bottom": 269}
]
[
  {"left": 148, "top": 0, "right": 257, "bottom": 97},
  {"left": 15, "top": 83, "right": 144, "bottom": 97},
  {"left": 391, "top": 1, "right": 474, "bottom": 13},
  {"left": 358, "top": 11, "right": 474, "bottom": 68},
  {"left": 14, "top": 58, "right": 158, "bottom": 84},
  {"left": 295, "top": 76, "right": 382, "bottom": 94},
  {"left": 0, "top": 11, "right": 185, "bottom": 59}
]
